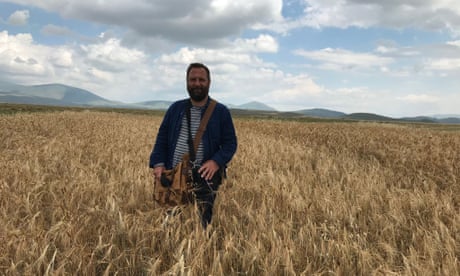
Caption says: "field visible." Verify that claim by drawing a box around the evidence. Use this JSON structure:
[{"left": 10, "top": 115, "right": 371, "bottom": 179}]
[{"left": 0, "top": 109, "right": 459, "bottom": 275}]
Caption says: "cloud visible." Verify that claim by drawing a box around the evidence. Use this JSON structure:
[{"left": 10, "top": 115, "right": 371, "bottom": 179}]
[
  {"left": 257, "top": 0, "right": 460, "bottom": 36},
  {"left": 308, "top": 39, "right": 460, "bottom": 77},
  {"left": 425, "top": 58, "right": 460, "bottom": 71},
  {"left": 447, "top": 40, "right": 460, "bottom": 47},
  {"left": 294, "top": 48, "right": 393, "bottom": 71},
  {"left": 267, "top": 73, "right": 325, "bottom": 106},
  {"left": 49, "top": 49, "right": 73, "bottom": 68},
  {"left": 234, "top": 35, "right": 279, "bottom": 53},
  {"left": 156, "top": 34, "right": 278, "bottom": 68},
  {"left": 304, "top": 0, "right": 460, "bottom": 32},
  {"left": 8, "top": 10, "right": 30, "bottom": 26},
  {"left": 5, "top": 0, "right": 283, "bottom": 45},
  {"left": 397, "top": 94, "right": 439, "bottom": 103},
  {"left": 374, "top": 42, "right": 420, "bottom": 58},
  {"left": 41, "top": 24, "right": 74, "bottom": 36},
  {"left": 151, "top": 35, "right": 281, "bottom": 100},
  {"left": 372, "top": 39, "right": 460, "bottom": 74},
  {"left": 0, "top": 29, "right": 285, "bottom": 104},
  {"left": 0, "top": 31, "right": 49, "bottom": 78},
  {"left": 81, "top": 38, "right": 147, "bottom": 72},
  {"left": 0, "top": 30, "right": 152, "bottom": 99}
]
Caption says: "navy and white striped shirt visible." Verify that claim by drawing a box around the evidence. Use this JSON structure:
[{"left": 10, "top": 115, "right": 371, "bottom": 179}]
[{"left": 172, "top": 106, "right": 204, "bottom": 167}]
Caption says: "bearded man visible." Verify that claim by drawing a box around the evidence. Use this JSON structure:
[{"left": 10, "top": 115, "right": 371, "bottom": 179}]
[{"left": 149, "top": 62, "right": 238, "bottom": 228}]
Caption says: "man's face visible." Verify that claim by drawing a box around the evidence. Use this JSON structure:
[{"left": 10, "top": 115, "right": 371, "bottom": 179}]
[{"left": 187, "top": 67, "right": 210, "bottom": 102}]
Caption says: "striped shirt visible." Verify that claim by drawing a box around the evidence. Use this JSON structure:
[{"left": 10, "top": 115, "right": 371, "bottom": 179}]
[{"left": 172, "top": 106, "right": 204, "bottom": 167}]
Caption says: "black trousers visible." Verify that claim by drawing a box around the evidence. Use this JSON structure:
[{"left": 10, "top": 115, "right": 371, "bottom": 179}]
[{"left": 193, "top": 172, "right": 222, "bottom": 228}]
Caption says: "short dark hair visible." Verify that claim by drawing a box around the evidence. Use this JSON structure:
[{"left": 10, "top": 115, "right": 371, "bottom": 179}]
[{"left": 186, "top": 63, "right": 210, "bottom": 81}]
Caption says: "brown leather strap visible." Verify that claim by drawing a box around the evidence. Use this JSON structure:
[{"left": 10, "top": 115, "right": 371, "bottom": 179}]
[{"left": 193, "top": 99, "right": 217, "bottom": 152}]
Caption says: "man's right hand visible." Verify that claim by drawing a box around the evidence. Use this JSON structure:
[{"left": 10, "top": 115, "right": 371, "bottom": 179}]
[{"left": 153, "top": 166, "right": 165, "bottom": 180}]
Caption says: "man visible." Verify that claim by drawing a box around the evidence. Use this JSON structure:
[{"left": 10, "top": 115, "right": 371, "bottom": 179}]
[{"left": 149, "top": 63, "right": 237, "bottom": 228}]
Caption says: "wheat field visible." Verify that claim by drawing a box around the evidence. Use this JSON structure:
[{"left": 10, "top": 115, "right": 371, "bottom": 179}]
[{"left": 0, "top": 111, "right": 459, "bottom": 275}]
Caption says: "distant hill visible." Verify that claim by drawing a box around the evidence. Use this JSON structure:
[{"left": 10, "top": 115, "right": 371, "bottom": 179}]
[
  {"left": 345, "top": 113, "right": 397, "bottom": 122},
  {"left": 133, "top": 100, "right": 172, "bottom": 110},
  {"left": 0, "top": 90, "right": 61, "bottom": 106},
  {"left": 136, "top": 100, "right": 277, "bottom": 112},
  {"left": 0, "top": 81, "right": 458, "bottom": 124},
  {"left": 400, "top": 116, "right": 438, "bottom": 124},
  {"left": 431, "top": 114, "right": 460, "bottom": 119},
  {"left": 436, "top": 117, "right": 460, "bottom": 124},
  {"left": 344, "top": 114, "right": 460, "bottom": 124},
  {"left": 231, "top": 101, "right": 277, "bottom": 111},
  {"left": 294, "top": 108, "right": 346, "bottom": 118},
  {"left": 428, "top": 114, "right": 460, "bottom": 124},
  {"left": 0, "top": 81, "right": 122, "bottom": 107}
]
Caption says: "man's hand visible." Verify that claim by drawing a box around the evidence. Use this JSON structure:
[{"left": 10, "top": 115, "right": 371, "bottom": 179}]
[
  {"left": 153, "top": 166, "right": 165, "bottom": 180},
  {"left": 198, "top": 160, "right": 220, "bottom": 181}
]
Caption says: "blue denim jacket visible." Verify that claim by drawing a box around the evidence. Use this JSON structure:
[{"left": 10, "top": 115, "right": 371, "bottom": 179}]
[{"left": 149, "top": 98, "right": 237, "bottom": 170}]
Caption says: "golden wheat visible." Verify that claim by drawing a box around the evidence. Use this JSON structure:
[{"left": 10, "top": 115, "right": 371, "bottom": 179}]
[{"left": 0, "top": 111, "right": 458, "bottom": 275}]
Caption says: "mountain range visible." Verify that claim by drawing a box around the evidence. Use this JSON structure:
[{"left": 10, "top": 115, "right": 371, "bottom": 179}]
[{"left": 1, "top": 81, "right": 459, "bottom": 124}]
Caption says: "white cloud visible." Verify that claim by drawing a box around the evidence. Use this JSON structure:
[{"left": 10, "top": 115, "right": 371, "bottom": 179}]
[
  {"left": 234, "top": 35, "right": 279, "bottom": 53},
  {"left": 267, "top": 74, "right": 325, "bottom": 107},
  {"left": 447, "top": 40, "right": 460, "bottom": 47},
  {"left": 302, "top": 1, "right": 380, "bottom": 29},
  {"left": 41, "top": 24, "right": 74, "bottom": 36},
  {"left": 370, "top": 39, "right": 460, "bottom": 77},
  {"left": 156, "top": 35, "right": 277, "bottom": 68},
  {"left": 257, "top": 0, "right": 460, "bottom": 36},
  {"left": 151, "top": 43, "right": 330, "bottom": 110},
  {"left": 49, "top": 49, "right": 73, "bottom": 68},
  {"left": 0, "top": 29, "right": 287, "bottom": 104},
  {"left": 425, "top": 58, "right": 460, "bottom": 71},
  {"left": 87, "top": 67, "right": 113, "bottom": 82},
  {"left": 0, "top": 30, "right": 153, "bottom": 100},
  {"left": 81, "top": 38, "right": 147, "bottom": 72},
  {"left": 397, "top": 94, "right": 439, "bottom": 103},
  {"left": 306, "top": 0, "right": 460, "bottom": 32},
  {"left": 0, "top": 31, "right": 49, "bottom": 78},
  {"left": 294, "top": 48, "right": 393, "bottom": 70},
  {"left": 4, "top": 0, "right": 283, "bottom": 45},
  {"left": 152, "top": 39, "right": 280, "bottom": 102},
  {"left": 7, "top": 10, "right": 30, "bottom": 26}
]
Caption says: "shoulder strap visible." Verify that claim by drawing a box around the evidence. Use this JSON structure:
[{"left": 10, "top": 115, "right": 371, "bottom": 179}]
[
  {"left": 194, "top": 99, "right": 216, "bottom": 152},
  {"left": 186, "top": 99, "right": 217, "bottom": 162}
]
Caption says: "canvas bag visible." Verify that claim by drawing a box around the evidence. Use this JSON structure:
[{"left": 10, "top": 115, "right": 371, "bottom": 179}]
[
  {"left": 153, "top": 99, "right": 217, "bottom": 207},
  {"left": 153, "top": 153, "right": 194, "bottom": 206}
]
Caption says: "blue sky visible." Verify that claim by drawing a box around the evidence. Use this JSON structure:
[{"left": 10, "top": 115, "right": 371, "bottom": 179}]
[{"left": 0, "top": 0, "right": 459, "bottom": 117}]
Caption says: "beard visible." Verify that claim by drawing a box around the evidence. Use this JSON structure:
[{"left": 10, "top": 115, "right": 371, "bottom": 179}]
[{"left": 187, "top": 85, "right": 209, "bottom": 102}]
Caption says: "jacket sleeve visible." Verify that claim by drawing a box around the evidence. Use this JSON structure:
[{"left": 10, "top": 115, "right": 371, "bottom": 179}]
[
  {"left": 149, "top": 108, "right": 172, "bottom": 168},
  {"left": 211, "top": 106, "right": 237, "bottom": 168}
]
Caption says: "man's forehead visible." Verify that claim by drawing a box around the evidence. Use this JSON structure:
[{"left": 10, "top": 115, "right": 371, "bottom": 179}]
[{"left": 188, "top": 68, "right": 208, "bottom": 78}]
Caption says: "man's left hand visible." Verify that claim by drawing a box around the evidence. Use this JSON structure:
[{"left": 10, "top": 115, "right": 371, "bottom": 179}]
[{"left": 198, "top": 160, "right": 220, "bottom": 181}]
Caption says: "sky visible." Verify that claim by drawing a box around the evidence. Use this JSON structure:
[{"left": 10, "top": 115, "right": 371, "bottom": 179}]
[{"left": 0, "top": 0, "right": 459, "bottom": 117}]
